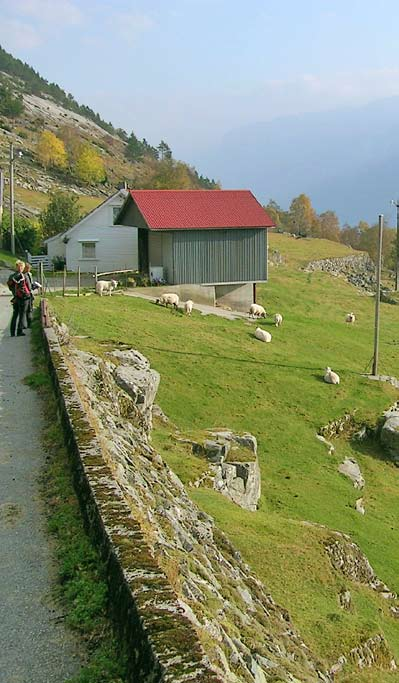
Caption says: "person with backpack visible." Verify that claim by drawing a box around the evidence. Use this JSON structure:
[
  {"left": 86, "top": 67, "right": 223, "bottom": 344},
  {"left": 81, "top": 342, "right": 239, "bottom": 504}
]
[
  {"left": 23, "top": 263, "right": 42, "bottom": 328},
  {"left": 7, "top": 260, "right": 31, "bottom": 337}
]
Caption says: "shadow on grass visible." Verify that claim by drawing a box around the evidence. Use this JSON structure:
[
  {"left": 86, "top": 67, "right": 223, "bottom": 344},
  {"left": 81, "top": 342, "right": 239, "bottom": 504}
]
[
  {"left": 311, "top": 373, "right": 327, "bottom": 383},
  {"left": 350, "top": 433, "right": 393, "bottom": 465},
  {"left": 95, "top": 337, "right": 341, "bottom": 373}
]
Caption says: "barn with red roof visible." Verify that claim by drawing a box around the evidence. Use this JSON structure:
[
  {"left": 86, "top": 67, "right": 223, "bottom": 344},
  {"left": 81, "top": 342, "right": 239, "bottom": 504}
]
[{"left": 118, "top": 189, "right": 274, "bottom": 309}]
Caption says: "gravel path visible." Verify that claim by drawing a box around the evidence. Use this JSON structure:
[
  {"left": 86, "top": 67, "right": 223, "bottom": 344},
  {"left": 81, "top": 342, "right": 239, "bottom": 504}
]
[{"left": 0, "top": 290, "right": 84, "bottom": 682}]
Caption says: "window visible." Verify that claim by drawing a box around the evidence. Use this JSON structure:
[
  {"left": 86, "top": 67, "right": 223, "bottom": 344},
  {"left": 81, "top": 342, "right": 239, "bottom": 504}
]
[
  {"left": 81, "top": 241, "right": 96, "bottom": 259},
  {"left": 113, "top": 206, "right": 120, "bottom": 223}
]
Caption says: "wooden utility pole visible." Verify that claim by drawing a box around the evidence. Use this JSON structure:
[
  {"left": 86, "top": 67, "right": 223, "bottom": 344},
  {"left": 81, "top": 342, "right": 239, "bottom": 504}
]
[
  {"left": 9, "top": 143, "right": 15, "bottom": 255},
  {"left": 372, "top": 214, "right": 384, "bottom": 376},
  {"left": 395, "top": 200, "right": 399, "bottom": 291}
]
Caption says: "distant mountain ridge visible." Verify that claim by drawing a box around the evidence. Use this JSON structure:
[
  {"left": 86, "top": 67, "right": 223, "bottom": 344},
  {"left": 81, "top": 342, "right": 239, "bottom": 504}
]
[{"left": 196, "top": 97, "right": 399, "bottom": 224}]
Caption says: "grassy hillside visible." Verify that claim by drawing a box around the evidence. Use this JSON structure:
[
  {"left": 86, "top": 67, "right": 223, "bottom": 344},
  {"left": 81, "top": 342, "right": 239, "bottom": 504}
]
[
  {"left": 48, "top": 235, "right": 399, "bottom": 681},
  {"left": 0, "top": 46, "right": 218, "bottom": 218},
  {"left": 13, "top": 187, "right": 102, "bottom": 215}
]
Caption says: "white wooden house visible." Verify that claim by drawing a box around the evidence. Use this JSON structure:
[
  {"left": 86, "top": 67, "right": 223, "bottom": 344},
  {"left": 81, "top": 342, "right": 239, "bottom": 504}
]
[{"left": 44, "top": 188, "right": 138, "bottom": 273}]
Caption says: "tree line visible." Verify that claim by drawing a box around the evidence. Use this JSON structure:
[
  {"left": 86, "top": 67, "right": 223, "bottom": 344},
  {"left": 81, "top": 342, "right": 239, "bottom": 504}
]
[
  {"left": 265, "top": 194, "right": 397, "bottom": 270},
  {"left": 34, "top": 127, "right": 219, "bottom": 190}
]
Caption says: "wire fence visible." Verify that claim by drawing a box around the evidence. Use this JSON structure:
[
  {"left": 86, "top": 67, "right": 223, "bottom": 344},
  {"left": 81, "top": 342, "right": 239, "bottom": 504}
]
[{"left": 34, "top": 266, "right": 136, "bottom": 296}]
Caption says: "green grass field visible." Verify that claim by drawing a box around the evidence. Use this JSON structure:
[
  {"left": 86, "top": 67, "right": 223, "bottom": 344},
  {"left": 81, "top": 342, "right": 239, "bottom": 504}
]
[{"left": 48, "top": 234, "right": 399, "bottom": 681}]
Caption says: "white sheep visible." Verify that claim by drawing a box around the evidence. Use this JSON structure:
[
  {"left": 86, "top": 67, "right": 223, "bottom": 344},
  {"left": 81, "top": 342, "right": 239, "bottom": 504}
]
[
  {"left": 249, "top": 303, "right": 266, "bottom": 318},
  {"left": 96, "top": 279, "right": 118, "bottom": 296},
  {"left": 184, "top": 299, "right": 194, "bottom": 315},
  {"left": 274, "top": 313, "right": 283, "bottom": 327},
  {"left": 255, "top": 327, "right": 272, "bottom": 343},
  {"left": 345, "top": 312, "right": 356, "bottom": 324},
  {"left": 324, "top": 366, "right": 340, "bottom": 385},
  {"left": 156, "top": 292, "right": 180, "bottom": 309}
]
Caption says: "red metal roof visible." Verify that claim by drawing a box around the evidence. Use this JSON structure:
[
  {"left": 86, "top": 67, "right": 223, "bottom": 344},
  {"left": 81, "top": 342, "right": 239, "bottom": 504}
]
[{"left": 128, "top": 189, "right": 274, "bottom": 230}]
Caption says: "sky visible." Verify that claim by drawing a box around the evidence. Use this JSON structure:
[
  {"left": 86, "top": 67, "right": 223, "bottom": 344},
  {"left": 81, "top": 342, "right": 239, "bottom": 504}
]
[{"left": 2, "top": 0, "right": 399, "bottom": 179}]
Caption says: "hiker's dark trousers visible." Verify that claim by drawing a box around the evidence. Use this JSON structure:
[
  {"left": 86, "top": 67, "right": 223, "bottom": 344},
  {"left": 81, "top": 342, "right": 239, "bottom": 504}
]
[
  {"left": 26, "top": 295, "right": 34, "bottom": 328},
  {"left": 10, "top": 298, "right": 29, "bottom": 336}
]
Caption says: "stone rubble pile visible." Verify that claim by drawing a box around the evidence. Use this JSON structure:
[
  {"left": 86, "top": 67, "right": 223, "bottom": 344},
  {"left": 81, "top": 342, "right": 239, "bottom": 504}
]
[{"left": 304, "top": 254, "right": 376, "bottom": 292}]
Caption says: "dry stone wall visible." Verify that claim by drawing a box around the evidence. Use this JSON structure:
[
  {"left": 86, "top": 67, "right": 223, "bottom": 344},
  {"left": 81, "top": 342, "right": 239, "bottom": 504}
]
[
  {"left": 42, "top": 307, "right": 331, "bottom": 683},
  {"left": 304, "top": 254, "right": 376, "bottom": 292}
]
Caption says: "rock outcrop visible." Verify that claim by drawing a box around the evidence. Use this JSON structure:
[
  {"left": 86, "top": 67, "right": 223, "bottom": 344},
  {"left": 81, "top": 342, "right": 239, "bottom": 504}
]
[
  {"left": 380, "top": 403, "right": 399, "bottom": 465},
  {"left": 184, "top": 430, "right": 261, "bottom": 511},
  {"left": 305, "top": 254, "right": 376, "bottom": 292},
  {"left": 338, "top": 458, "right": 365, "bottom": 489},
  {"left": 325, "top": 533, "right": 395, "bottom": 598}
]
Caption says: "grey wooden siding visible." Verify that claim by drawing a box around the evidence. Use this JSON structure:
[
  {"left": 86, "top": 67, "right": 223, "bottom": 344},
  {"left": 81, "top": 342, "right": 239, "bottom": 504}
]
[{"left": 171, "top": 229, "right": 267, "bottom": 284}]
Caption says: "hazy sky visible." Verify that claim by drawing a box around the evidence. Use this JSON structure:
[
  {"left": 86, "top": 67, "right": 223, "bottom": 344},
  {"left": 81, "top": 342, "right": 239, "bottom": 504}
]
[{"left": 1, "top": 0, "right": 399, "bottom": 173}]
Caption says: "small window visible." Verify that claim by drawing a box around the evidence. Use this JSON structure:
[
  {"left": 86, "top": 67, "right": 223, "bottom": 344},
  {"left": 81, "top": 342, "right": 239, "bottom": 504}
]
[
  {"left": 113, "top": 206, "right": 120, "bottom": 223},
  {"left": 81, "top": 241, "right": 96, "bottom": 258}
]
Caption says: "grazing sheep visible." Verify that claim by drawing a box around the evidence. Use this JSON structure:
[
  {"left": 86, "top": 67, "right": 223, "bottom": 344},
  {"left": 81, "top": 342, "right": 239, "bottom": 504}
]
[
  {"left": 96, "top": 279, "right": 118, "bottom": 296},
  {"left": 255, "top": 327, "right": 272, "bottom": 343},
  {"left": 274, "top": 313, "right": 283, "bottom": 327},
  {"left": 324, "top": 366, "right": 340, "bottom": 385},
  {"left": 184, "top": 299, "right": 194, "bottom": 315},
  {"left": 156, "top": 292, "right": 180, "bottom": 309},
  {"left": 345, "top": 312, "right": 356, "bottom": 324},
  {"left": 249, "top": 303, "right": 266, "bottom": 318}
]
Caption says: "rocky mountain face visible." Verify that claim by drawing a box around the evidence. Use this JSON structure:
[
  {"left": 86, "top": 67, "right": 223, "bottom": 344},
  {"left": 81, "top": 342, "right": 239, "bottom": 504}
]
[
  {"left": 0, "top": 62, "right": 214, "bottom": 219},
  {"left": 0, "top": 71, "right": 129, "bottom": 216}
]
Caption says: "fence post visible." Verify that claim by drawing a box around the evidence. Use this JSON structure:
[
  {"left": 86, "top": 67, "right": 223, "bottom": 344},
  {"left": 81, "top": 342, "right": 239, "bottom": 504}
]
[
  {"left": 77, "top": 266, "right": 81, "bottom": 297},
  {"left": 63, "top": 266, "right": 66, "bottom": 297},
  {"left": 39, "top": 262, "right": 44, "bottom": 290},
  {"left": 95, "top": 266, "right": 98, "bottom": 284}
]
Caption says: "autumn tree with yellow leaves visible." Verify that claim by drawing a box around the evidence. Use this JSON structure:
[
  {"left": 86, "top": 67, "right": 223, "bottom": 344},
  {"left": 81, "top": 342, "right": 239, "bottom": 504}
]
[
  {"left": 73, "top": 142, "right": 106, "bottom": 184},
  {"left": 36, "top": 130, "right": 67, "bottom": 170}
]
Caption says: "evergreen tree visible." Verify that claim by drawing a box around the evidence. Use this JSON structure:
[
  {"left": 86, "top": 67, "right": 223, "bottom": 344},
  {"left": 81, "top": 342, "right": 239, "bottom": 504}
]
[
  {"left": 0, "top": 84, "right": 24, "bottom": 118},
  {"left": 157, "top": 140, "right": 172, "bottom": 160},
  {"left": 125, "top": 132, "right": 144, "bottom": 162}
]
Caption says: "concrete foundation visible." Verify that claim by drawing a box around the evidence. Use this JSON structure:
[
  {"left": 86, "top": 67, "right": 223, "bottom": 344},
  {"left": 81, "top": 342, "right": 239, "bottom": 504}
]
[
  {"left": 215, "top": 283, "right": 254, "bottom": 312},
  {"left": 132, "top": 282, "right": 255, "bottom": 312},
  {"left": 132, "top": 284, "right": 215, "bottom": 306}
]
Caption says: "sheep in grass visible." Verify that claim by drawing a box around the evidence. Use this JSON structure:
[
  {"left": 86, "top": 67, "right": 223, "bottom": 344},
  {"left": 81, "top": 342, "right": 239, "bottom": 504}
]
[
  {"left": 156, "top": 292, "right": 179, "bottom": 309},
  {"left": 274, "top": 313, "right": 283, "bottom": 327},
  {"left": 96, "top": 279, "right": 118, "bottom": 296},
  {"left": 345, "top": 312, "right": 356, "bottom": 324},
  {"left": 249, "top": 303, "right": 266, "bottom": 318},
  {"left": 255, "top": 327, "right": 272, "bottom": 343},
  {"left": 184, "top": 299, "right": 194, "bottom": 315},
  {"left": 324, "top": 367, "right": 340, "bottom": 385}
]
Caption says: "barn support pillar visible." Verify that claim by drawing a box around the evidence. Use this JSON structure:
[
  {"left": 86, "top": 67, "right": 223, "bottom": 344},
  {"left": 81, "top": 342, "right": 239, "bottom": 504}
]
[{"left": 215, "top": 283, "right": 253, "bottom": 312}]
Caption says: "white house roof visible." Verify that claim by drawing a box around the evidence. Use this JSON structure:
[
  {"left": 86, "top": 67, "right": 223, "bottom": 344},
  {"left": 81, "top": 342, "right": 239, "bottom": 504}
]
[{"left": 44, "top": 188, "right": 128, "bottom": 244}]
